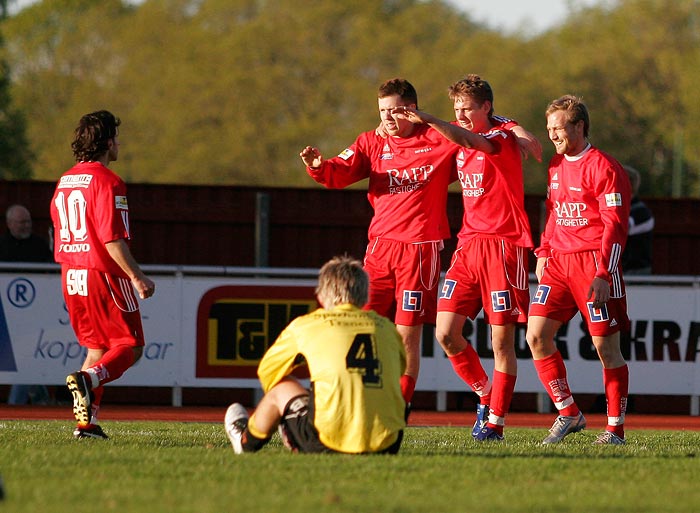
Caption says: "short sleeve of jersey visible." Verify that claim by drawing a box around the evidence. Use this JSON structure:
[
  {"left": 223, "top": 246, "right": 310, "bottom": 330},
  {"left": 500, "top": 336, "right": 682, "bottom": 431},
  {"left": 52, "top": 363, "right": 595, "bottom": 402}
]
[{"left": 94, "top": 172, "right": 130, "bottom": 245}]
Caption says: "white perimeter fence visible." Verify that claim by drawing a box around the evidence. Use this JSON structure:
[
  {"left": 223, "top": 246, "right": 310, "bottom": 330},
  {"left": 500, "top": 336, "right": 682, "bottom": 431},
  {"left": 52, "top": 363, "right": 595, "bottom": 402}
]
[{"left": 1, "top": 263, "right": 698, "bottom": 414}]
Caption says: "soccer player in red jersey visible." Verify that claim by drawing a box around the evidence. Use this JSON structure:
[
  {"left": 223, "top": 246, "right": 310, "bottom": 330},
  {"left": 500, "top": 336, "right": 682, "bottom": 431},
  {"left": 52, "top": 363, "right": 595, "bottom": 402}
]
[
  {"left": 301, "top": 79, "right": 457, "bottom": 405},
  {"left": 526, "top": 95, "right": 632, "bottom": 445},
  {"left": 410, "top": 75, "right": 534, "bottom": 441},
  {"left": 50, "top": 111, "right": 155, "bottom": 439},
  {"left": 302, "top": 78, "right": 539, "bottom": 408}
]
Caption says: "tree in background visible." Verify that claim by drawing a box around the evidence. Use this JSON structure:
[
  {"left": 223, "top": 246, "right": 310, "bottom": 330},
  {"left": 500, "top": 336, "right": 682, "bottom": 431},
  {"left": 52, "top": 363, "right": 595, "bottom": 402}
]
[
  {"left": 1, "top": 0, "right": 699, "bottom": 196},
  {"left": 536, "top": 0, "right": 700, "bottom": 197},
  {"left": 0, "top": 0, "right": 32, "bottom": 179}
]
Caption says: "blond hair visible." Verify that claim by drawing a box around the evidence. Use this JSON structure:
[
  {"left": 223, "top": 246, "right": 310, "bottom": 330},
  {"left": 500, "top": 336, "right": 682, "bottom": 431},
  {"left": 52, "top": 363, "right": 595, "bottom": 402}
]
[{"left": 316, "top": 255, "right": 368, "bottom": 308}]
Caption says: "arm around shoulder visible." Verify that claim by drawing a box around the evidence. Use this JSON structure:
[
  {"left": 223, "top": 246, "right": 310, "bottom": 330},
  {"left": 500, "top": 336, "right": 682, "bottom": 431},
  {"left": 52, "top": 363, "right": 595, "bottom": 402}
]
[{"left": 510, "top": 125, "right": 542, "bottom": 162}]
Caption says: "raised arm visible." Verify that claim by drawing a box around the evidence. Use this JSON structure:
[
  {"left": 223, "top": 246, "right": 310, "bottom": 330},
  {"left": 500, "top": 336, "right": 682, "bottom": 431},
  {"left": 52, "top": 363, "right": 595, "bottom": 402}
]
[
  {"left": 300, "top": 146, "right": 323, "bottom": 168},
  {"left": 300, "top": 135, "right": 373, "bottom": 189},
  {"left": 393, "top": 106, "right": 495, "bottom": 153}
]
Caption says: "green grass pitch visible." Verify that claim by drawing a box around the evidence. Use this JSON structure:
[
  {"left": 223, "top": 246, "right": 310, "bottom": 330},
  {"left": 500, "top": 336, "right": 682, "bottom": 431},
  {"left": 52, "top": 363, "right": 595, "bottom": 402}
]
[{"left": 0, "top": 420, "right": 698, "bottom": 513}]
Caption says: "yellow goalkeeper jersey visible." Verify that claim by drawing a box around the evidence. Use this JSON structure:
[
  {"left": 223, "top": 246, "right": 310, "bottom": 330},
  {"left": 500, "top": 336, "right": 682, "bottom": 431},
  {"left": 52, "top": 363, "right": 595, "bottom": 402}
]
[{"left": 257, "top": 303, "right": 407, "bottom": 453}]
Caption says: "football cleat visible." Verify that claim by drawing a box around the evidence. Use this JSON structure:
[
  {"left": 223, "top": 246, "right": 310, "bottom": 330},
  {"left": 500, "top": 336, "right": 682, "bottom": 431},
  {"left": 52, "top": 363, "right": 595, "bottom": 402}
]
[
  {"left": 224, "top": 403, "right": 249, "bottom": 454},
  {"left": 66, "top": 372, "right": 93, "bottom": 426},
  {"left": 74, "top": 424, "right": 109, "bottom": 440},
  {"left": 542, "top": 412, "right": 586, "bottom": 444},
  {"left": 474, "top": 426, "right": 504, "bottom": 442},
  {"left": 471, "top": 404, "right": 489, "bottom": 438},
  {"left": 593, "top": 430, "right": 626, "bottom": 445},
  {"left": 277, "top": 423, "right": 294, "bottom": 451}
]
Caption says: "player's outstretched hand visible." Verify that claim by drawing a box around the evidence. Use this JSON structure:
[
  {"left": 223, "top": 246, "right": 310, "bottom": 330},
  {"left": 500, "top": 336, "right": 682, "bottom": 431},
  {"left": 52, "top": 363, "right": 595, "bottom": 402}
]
[{"left": 300, "top": 146, "right": 323, "bottom": 168}]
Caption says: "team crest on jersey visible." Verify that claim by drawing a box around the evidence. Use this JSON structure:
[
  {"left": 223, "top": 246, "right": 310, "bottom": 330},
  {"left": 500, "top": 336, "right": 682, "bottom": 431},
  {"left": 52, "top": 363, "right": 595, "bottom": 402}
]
[
  {"left": 402, "top": 290, "right": 423, "bottom": 311},
  {"left": 605, "top": 193, "right": 623, "bottom": 207},
  {"left": 532, "top": 285, "right": 551, "bottom": 305},
  {"left": 115, "top": 196, "right": 128, "bottom": 210},
  {"left": 491, "top": 290, "right": 511, "bottom": 312},
  {"left": 440, "top": 279, "right": 457, "bottom": 299},
  {"left": 587, "top": 302, "right": 610, "bottom": 323},
  {"left": 550, "top": 172, "right": 559, "bottom": 190},
  {"left": 338, "top": 148, "right": 354, "bottom": 160},
  {"left": 456, "top": 150, "right": 465, "bottom": 168},
  {"left": 380, "top": 143, "right": 393, "bottom": 160}
]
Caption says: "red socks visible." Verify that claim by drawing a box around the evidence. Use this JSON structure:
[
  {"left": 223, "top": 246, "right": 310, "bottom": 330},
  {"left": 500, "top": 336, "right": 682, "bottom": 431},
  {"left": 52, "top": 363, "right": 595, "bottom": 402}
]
[
  {"left": 533, "top": 351, "right": 579, "bottom": 417},
  {"left": 88, "top": 385, "right": 104, "bottom": 425},
  {"left": 603, "top": 365, "right": 629, "bottom": 437},
  {"left": 486, "top": 370, "right": 517, "bottom": 433},
  {"left": 400, "top": 374, "right": 416, "bottom": 403},
  {"left": 86, "top": 345, "right": 136, "bottom": 387},
  {"left": 448, "top": 345, "right": 491, "bottom": 403}
]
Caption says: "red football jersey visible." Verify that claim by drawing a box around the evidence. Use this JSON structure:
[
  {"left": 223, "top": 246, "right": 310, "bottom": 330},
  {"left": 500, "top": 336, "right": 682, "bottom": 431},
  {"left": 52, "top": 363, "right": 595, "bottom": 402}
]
[
  {"left": 51, "top": 161, "right": 131, "bottom": 277},
  {"left": 536, "top": 145, "right": 631, "bottom": 279},
  {"left": 307, "top": 124, "right": 458, "bottom": 243},
  {"left": 454, "top": 127, "right": 533, "bottom": 247}
]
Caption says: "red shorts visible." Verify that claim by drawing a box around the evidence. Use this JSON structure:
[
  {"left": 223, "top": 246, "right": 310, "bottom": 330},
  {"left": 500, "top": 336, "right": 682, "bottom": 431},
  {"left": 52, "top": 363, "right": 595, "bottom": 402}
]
[
  {"left": 62, "top": 266, "right": 145, "bottom": 350},
  {"left": 528, "top": 251, "right": 629, "bottom": 336},
  {"left": 438, "top": 237, "right": 529, "bottom": 325},
  {"left": 363, "top": 239, "right": 441, "bottom": 326}
]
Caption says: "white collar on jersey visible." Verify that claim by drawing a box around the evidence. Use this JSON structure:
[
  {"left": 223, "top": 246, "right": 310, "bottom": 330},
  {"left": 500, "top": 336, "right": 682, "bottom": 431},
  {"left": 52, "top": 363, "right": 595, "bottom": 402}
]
[{"left": 564, "top": 142, "right": 592, "bottom": 162}]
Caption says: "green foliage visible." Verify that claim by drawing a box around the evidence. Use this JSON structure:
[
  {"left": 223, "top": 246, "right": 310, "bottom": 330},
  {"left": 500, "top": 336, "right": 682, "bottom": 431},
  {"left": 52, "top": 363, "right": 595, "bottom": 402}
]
[
  {"left": 1, "top": 0, "right": 699, "bottom": 195},
  {"left": 538, "top": 0, "right": 700, "bottom": 196},
  {"left": 0, "top": 59, "right": 32, "bottom": 179},
  {"left": 0, "top": 5, "right": 31, "bottom": 179},
  {"left": 1, "top": 420, "right": 699, "bottom": 513}
]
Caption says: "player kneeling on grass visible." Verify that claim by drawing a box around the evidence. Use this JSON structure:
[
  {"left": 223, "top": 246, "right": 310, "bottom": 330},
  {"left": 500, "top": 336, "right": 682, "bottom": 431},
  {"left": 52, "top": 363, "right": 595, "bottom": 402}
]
[{"left": 225, "top": 255, "right": 407, "bottom": 454}]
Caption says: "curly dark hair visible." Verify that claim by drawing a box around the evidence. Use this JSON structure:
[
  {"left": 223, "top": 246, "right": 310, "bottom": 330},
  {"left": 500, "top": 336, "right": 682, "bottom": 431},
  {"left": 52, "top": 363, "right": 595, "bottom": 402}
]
[{"left": 71, "top": 110, "right": 121, "bottom": 162}]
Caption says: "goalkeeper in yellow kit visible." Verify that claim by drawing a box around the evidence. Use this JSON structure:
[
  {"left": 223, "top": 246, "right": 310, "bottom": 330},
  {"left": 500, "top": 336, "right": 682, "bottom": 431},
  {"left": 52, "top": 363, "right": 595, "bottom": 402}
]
[{"left": 224, "top": 255, "right": 407, "bottom": 454}]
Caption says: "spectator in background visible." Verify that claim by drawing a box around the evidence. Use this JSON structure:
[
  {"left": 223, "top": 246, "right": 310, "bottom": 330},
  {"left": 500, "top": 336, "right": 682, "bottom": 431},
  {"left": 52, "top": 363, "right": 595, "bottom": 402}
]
[
  {"left": 621, "top": 165, "right": 654, "bottom": 275},
  {"left": 0, "top": 204, "right": 53, "bottom": 405},
  {"left": 0, "top": 204, "right": 53, "bottom": 263}
]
